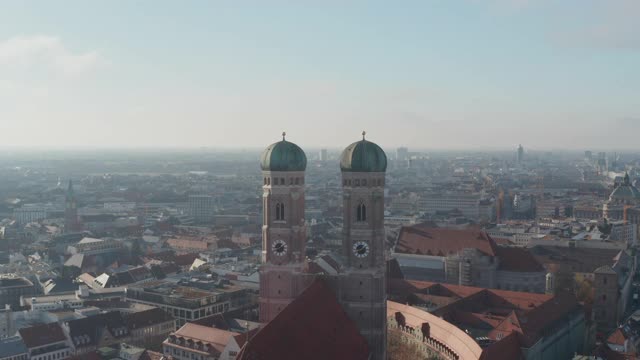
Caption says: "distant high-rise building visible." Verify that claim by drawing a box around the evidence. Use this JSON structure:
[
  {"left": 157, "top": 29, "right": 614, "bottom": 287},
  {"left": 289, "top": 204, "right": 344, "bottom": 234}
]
[
  {"left": 64, "top": 181, "right": 80, "bottom": 233},
  {"left": 396, "top": 147, "right": 409, "bottom": 161},
  {"left": 584, "top": 150, "right": 593, "bottom": 161},
  {"left": 517, "top": 144, "right": 524, "bottom": 164},
  {"left": 13, "top": 205, "right": 48, "bottom": 225},
  {"left": 319, "top": 148, "right": 328, "bottom": 161},
  {"left": 187, "top": 195, "right": 214, "bottom": 223}
]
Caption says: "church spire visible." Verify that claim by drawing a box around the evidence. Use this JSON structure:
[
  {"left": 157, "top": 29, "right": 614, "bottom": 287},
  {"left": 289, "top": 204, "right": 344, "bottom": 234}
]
[{"left": 67, "top": 180, "right": 74, "bottom": 196}]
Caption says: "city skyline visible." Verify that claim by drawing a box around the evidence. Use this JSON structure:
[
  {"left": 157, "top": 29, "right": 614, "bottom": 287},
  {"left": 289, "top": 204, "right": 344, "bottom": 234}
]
[{"left": 1, "top": 0, "right": 639, "bottom": 149}]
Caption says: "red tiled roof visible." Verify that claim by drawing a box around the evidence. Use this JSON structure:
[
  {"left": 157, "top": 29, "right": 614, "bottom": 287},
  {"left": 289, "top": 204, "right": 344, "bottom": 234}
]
[
  {"left": 488, "top": 311, "right": 522, "bottom": 340},
  {"left": 389, "top": 279, "right": 580, "bottom": 349},
  {"left": 522, "top": 292, "right": 579, "bottom": 343},
  {"left": 233, "top": 328, "right": 259, "bottom": 348},
  {"left": 166, "top": 238, "right": 212, "bottom": 251},
  {"left": 608, "top": 328, "right": 627, "bottom": 346},
  {"left": 495, "top": 247, "right": 544, "bottom": 272},
  {"left": 449, "top": 311, "right": 503, "bottom": 329},
  {"left": 389, "top": 279, "right": 483, "bottom": 300},
  {"left": 594, "top": 344, "right": 636, "bottom": 360},
  {"left": 124, "top": 308, "right": 174, "bottom": 329},
  {"left": 238, "top": 279, "right": 369, "bottom": 360},
  {"left": 172, "top": 323, "right": 237, "bottom": 354},
  {"left": 19, "top": 322, "right": 67, "bottom": 348},
  {"left": 396, "top": 225, "right": 498, "bottom": 257},
  {"left": 191, "top": 314, "right": 230, "bottom": 329},
  {"left": 174, "top": 253, "right": 199, "bottom": 266},
  {"left": 480, "top": 332, "right": 524, "bottom": 360}
]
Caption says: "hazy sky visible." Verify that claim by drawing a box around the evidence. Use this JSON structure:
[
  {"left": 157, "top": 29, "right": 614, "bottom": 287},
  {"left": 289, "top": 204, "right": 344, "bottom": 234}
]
[{"left": 1, "top": 1, "right": 639, "bottom": 150}]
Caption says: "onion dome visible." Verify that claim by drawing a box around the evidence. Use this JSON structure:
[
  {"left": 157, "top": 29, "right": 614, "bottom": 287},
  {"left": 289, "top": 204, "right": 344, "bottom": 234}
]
[
  {"left": 260, "top": 132, "right": 307, "bottom": 172},
  {"left": 340, "top": 131, "right": 387, "bottom": 173}
]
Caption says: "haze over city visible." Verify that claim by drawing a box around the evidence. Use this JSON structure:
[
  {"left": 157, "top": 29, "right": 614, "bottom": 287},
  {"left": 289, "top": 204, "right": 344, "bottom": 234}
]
[
  {"left": 1, "top": 0, "right": 639, "bottom": 150},
  {"left": 3, "top": 2, "right": 640, "bottom": 360}
]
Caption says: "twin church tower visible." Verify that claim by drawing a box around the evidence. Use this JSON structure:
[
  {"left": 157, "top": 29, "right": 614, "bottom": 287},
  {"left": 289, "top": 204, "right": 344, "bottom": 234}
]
[{"left": 258, "top": 132, "right": 388, "bottom": 359}]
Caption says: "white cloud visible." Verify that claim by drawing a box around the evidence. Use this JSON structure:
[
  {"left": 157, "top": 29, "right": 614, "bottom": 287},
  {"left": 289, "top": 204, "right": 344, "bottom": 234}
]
[{"left": 0, "top": 35, "right": 105, "bottom": 74}]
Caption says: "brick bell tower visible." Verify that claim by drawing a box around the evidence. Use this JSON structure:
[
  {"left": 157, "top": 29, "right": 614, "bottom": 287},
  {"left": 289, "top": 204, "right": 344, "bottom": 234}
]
[
  {"left": 258, "top": 132, "right": 309, "bottom": 323},
  {"left": 338, "top": 131, "right": 388, "bottom": 360}
]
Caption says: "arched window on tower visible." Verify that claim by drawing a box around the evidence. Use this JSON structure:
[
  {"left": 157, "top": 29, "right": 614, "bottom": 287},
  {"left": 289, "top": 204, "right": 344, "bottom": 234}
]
[
  {"left": 275, "top": 202, "right": 285, "bottom": 221},
  {"left": 356, "top": 202, "right": 367, "bottom": 222}
]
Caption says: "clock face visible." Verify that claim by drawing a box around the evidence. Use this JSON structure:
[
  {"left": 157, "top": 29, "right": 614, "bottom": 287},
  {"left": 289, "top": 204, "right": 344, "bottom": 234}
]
[
  {"left": 272, "top": 239, "right": 288, "bottom": 256},
  {"left": 352, "top": 241, "right": 370, "bottom": 258}
]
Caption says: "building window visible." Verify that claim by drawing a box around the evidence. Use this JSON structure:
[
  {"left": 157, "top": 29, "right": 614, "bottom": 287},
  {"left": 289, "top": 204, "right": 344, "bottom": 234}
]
[
  {"left": 295, "top": 178, "right": 300, "bottom": 185},
  {"left": 357, "top": 202, "right": 367, "bottom": 222},
  {"left": 275, "top": 203, "right": 285, "bottom": 221}
]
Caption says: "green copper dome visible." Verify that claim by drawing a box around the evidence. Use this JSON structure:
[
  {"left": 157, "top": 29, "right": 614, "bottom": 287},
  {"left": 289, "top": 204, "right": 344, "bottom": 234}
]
[
  {"left": 260, "top": 135, "right": 307, "bottom": 172},
  {"left": 340, "top": 134, "right": 387, "bottom": 172},
  {"left": 609, "top": 172, "right": 640, "bottom": 201}
]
